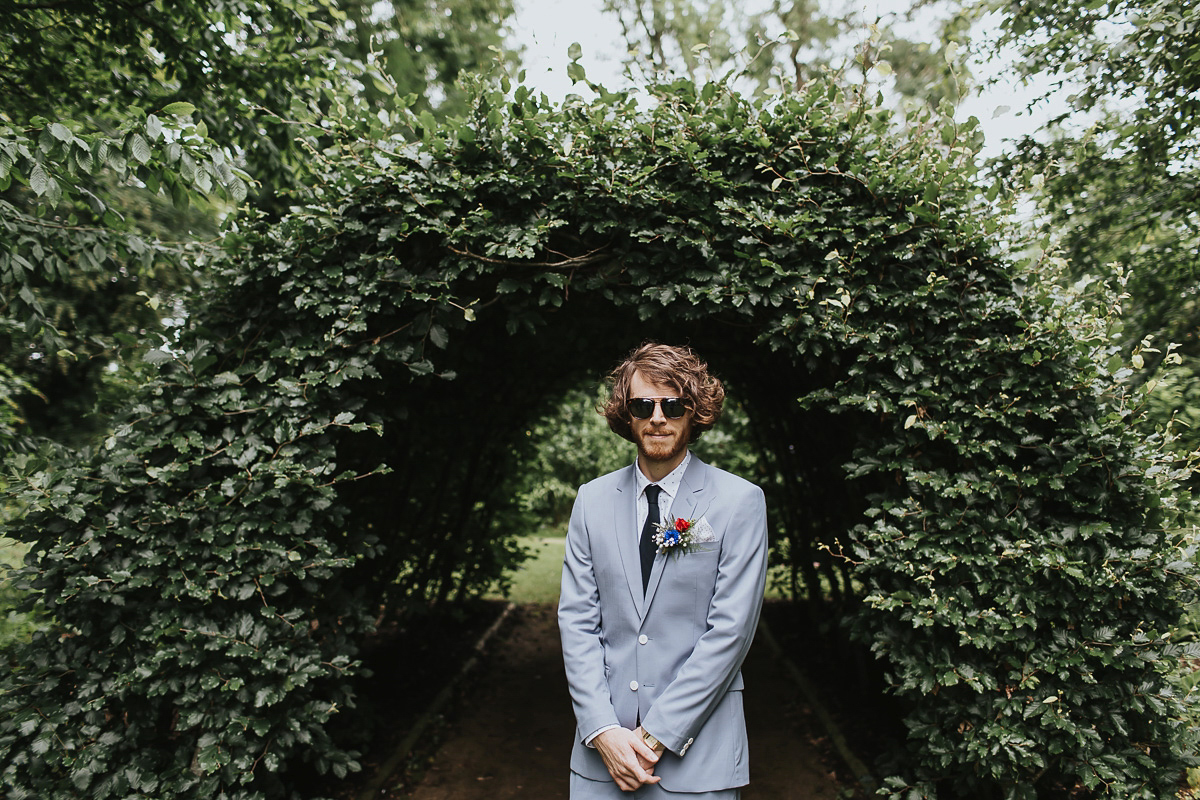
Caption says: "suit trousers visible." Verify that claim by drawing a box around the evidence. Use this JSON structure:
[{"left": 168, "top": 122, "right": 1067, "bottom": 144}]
[{"left": 570, "top": 771, "right": 741, "bottom": 799}]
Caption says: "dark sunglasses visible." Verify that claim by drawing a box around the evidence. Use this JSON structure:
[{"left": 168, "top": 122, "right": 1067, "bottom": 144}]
[{"left": 627, "top": 396, "right": 690, "bottom": 420}]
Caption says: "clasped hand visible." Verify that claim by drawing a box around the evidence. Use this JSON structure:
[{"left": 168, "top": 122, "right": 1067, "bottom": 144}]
[{"left": 593, "top": 726, "right": 661, "bottom": 792}]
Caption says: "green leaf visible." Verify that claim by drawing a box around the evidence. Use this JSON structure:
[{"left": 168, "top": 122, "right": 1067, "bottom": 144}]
[
  {"left": 171, "top": 180, "right": 189, "bottom": 210},
  {"left": 143, "top": 349, "right": 172, "bottom": 364},
  {"left": 128, "top": 132, "right": 151, "bottom": 164},
  {"left": 191, "top": 354, "right": 217, "bottom": 376},
  {"left": 229, "top": 176, "right": 247, "bottom": 204},
  {"left": 74, "top": 142, "right": 93, "bottom": 173},
  {"left": 146, "top": 114, "right": 163, "bottom": 142},
  {"left": 106, "top": 147, "right": 128, "bottom": 173},
  {"left": 29, "top": 162, "right": 49, "bottom": 195},
  {"left": 43, "top": 175, "right": 61, "bottom": 204},
  {"left": 161, "top": 101, "right": 197, "bottom": 116}
]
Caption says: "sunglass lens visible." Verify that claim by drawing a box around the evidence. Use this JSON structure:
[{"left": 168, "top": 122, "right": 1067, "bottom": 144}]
[
  {"left": 629, "top": 399, "right": 655, "bottom": 419},
  {"left": 661, "top": 399, "right": 686, "bottom": 418}
]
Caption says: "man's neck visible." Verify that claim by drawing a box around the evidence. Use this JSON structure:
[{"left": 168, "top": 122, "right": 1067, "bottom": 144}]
[{"left": 637, "top": 450, "right": 688, "bottom": 483}]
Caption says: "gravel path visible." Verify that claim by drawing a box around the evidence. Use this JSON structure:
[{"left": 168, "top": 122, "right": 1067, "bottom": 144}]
[{"left": 402, "top": 604, "right": 849, "bottom": 799}]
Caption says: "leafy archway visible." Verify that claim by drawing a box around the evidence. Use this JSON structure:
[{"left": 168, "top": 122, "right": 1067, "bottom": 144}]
[{"left": 3, "top": 77, "right": 1194, "bottom": 799}]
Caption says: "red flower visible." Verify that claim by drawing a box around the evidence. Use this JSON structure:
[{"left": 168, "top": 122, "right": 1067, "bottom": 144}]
[{"left": 674, "top": 518, "right": 691, "bottom": 533}]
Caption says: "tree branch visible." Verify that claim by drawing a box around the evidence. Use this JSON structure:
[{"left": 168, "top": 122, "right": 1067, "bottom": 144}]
[{"left": 444, "top": 243, "right": 612, "bottom": 270}]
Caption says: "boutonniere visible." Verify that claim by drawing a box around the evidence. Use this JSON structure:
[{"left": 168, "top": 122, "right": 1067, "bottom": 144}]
[{"left": 654, "top": 517, "right": 702, "bottom": 556}]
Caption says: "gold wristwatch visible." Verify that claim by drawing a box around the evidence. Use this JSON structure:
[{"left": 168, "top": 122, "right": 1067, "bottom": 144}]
[{"left": 641, "top": 730, "right": 665, "bottom": 753}]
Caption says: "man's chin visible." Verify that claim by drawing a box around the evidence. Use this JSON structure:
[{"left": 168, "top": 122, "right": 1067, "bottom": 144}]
[{"left": 638, "top": 440, "right": 683, "bottom": 463}]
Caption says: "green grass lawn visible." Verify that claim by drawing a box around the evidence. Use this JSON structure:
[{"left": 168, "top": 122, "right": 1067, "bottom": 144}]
[
  {"left": 0, "top": 537, "right": 45, "bottom": 649},
  {"left": 490, "top": 535, "right": 566, "bottom": 604}
]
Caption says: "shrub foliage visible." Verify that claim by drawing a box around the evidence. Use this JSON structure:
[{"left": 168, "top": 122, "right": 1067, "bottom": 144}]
[{"left": 1, "top": 74, "right": 1195, "bottom": 798}]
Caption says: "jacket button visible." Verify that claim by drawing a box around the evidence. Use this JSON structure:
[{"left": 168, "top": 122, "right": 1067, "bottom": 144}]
[
  {"left": 629, "top": 680, "right": 639, "bottom": 691},
  {"left": 638, "top": 634, "right": 649, "bottom": 645}
]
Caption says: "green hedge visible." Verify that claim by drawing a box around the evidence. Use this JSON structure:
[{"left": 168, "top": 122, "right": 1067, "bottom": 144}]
[{"left": 1, "top": 74, "right": 1195, "bottom": 798}]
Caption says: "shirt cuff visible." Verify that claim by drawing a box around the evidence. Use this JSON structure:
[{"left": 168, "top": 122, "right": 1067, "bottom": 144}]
[{"left": 584, "top": 724, "right": 622, "bottom": 747}]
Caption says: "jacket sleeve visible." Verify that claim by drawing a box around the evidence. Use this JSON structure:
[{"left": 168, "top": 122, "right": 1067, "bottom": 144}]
[
  {"left": 640, "top": 483, "right": 768, "bottom": 755},
  {"left": 558, "top": 485, "right": 621, "bottom": 743}
]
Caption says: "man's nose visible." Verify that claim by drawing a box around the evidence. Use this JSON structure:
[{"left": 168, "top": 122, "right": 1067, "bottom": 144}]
[{"left": 650, "top": 402, "right": 667, "bottom": 422}]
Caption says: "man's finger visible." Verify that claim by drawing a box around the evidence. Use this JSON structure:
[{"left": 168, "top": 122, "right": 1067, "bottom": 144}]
[
  {"left": 620, "top": 762, "right": 657, "bottom": 791},
  {"left": 615, "top": 756, "right": 657, "bottom": 789},
  {"left": 634, "top": 738, "right": 660, "bottom": 764}
]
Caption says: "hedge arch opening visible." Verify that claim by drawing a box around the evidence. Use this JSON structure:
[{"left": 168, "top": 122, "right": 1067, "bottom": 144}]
[
  {"left": 3, "top": 78, "right": 1193, "bottom": 800},
  {"left": 331, "top": 291, "right": 866, "bottom": 614}
]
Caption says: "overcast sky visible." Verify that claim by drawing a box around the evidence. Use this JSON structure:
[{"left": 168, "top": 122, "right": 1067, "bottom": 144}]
[{"left": 507, "top": 0, "right": 1063, "bottom": 160}]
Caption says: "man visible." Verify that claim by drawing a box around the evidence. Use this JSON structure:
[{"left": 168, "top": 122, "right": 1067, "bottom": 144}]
[{"left": 559, "top": 343, "right": 769, "bottom": 798}]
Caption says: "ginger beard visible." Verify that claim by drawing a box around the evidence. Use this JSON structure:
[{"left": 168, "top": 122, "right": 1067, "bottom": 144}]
[
  {"left": 628, "top": 370, "right": 694, "bottom": 471},
  {"left": 635, "top": 419, "right": 690, "bottom": 464}
]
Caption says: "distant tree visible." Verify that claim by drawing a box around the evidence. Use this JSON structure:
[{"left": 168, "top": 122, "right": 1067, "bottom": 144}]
[
  {"left": 507, "top": 385, "right": 630, "bottom": 530},
  {"left": 0, "top": 1, "right": 334, "bottom": 443},
  {"left": 336, "top": 0, "right": 520, "bottom": 118},
  {"left": 600, "top": 0, "right": 971, "bottom": 106},
  {"left": 983, "top": 0, "right": 1200, "bottom": 351},
  {"left": 980, "top": 0, "right": 1200, "bottom": 466},
  {"left": 0, "top": 0, "right": 518, "bottom": 446}
]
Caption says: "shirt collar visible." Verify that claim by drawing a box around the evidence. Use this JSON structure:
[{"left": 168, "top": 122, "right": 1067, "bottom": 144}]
[{"left": 635, "top": 450, "right": 691, "bottom": 501}]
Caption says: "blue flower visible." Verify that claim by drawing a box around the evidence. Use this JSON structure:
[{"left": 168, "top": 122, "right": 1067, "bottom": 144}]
[{"left": 654, "top": 516, "right": 699, "bottom": 556}]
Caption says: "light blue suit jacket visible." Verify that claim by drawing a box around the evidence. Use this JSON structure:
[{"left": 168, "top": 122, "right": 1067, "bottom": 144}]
[{"left": 558, "top": 456, "right": 769, "bottom": 792}]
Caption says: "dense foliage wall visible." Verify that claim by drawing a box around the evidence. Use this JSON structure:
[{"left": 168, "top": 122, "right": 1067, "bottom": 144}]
[{"left": 2, "top": 75, "right": 1195, "bottom": 798}]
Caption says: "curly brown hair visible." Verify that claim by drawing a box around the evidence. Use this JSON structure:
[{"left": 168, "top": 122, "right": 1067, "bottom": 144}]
[{"left": 601, "top": 342, "right": 725, "bottom": 444}]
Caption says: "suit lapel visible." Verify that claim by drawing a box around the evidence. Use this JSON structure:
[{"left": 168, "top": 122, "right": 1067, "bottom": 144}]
[
  {"left": 612, "top": 465, "right": 645, "bottom": 615},
  {"left": 642, "top": 457, "right": 711, "bottom": 617}
]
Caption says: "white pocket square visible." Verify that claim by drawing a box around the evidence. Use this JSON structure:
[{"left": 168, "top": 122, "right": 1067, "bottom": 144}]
[{"left": 690, "top": 516, "right": 717, "bottom": 543}]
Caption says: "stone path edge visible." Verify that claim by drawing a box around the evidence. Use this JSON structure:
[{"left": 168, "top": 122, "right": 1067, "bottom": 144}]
[
  {"left": 354, "top": 601, "right": 517, "bottom": 800},
  {"left": 754, "top": 616, "right": 878, "bottom": 794}
]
